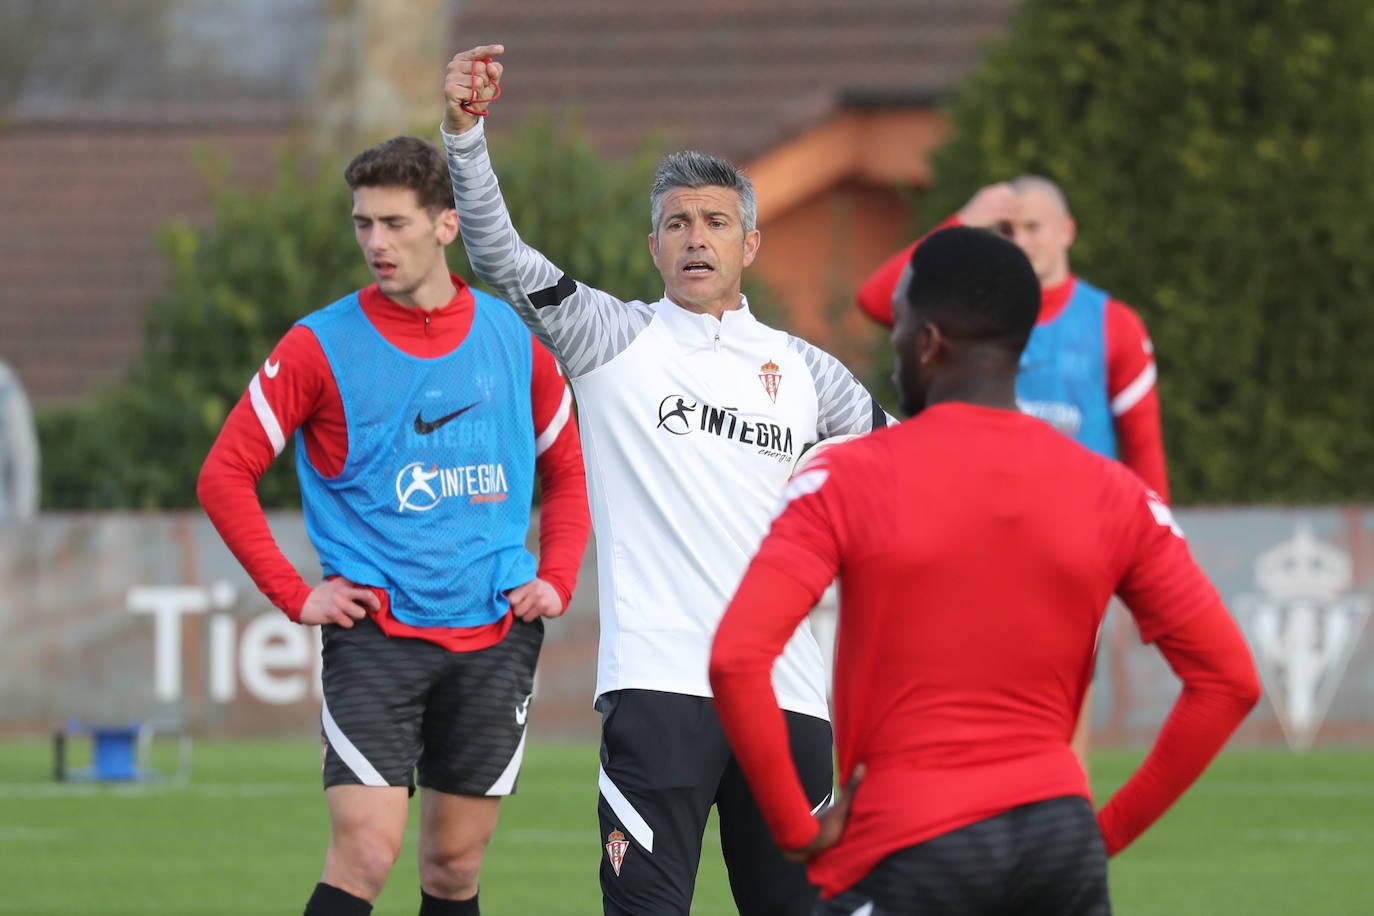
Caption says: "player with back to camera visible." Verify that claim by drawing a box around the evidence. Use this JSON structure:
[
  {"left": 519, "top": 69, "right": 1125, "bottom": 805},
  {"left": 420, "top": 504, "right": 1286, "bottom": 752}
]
[
  {"left": 441, "top": 44, "right": 895, "bottom": 916},
  {"left": 856, "top": 178, "right": 1172, "bottom": 775},
  {"left": 197, "top": 135, "right": 590, "bottom": 916},
  {"left": 711, "top": 226, "right": 1260, "bottom": 914}
]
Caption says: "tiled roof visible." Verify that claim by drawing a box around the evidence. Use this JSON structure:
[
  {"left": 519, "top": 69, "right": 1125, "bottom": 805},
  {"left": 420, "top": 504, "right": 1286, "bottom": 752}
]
[
  {"left": 455, "top": 0, "right": 1015, "bottom": 161},
  {"left": 0, "top": 120, "right": 291, "bottom": 406},
  {"left": 0, "top": 0, "right": 1016, "bottom": 407}
]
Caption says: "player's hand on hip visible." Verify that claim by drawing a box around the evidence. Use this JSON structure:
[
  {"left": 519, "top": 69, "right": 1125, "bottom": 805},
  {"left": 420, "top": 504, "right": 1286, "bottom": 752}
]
[
  {"left": 786, "top": 764, "right": 866, "bottom": 862},
  {"left": 506, "top": 577, "right": 564, "bottom": 622},
  {"left": 298, "top": 576, "right": 379, "bottom": 627},
  {"left": 957, "top": 182, "right": 1018, "bottom": 233},
  {"left": 443, "top": 44, "right": 505, "bottom": 133}
]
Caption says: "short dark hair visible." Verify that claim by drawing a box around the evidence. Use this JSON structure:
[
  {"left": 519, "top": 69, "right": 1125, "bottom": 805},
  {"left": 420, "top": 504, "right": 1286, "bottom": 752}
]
[
  {"left": 904, "top": 226, "right": 1039, "bottom": 353},
  {"left": 650, "top": 150, "right": 758, "bottom": 233},
  {"left": 343, "top": 136, "right": 454, "bottom": 215}
]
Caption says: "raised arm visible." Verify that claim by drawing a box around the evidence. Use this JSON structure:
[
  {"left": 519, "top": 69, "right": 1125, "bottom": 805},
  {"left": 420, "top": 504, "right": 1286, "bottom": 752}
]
[
  {"left": 441, "top": 46, "right": 649, "bottom": 378},
  {"left": 854, "top": 186, "right": 1011, "bottom": 328}
]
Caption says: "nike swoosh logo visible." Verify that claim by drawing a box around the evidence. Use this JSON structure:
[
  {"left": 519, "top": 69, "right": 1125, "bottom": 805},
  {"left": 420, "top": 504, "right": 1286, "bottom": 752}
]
[
  {"left": 263, "top": 359, "right": 280, "bottom": 378},
  {"left": 414, "top": 403, "right": 479, "bottom": 435}
]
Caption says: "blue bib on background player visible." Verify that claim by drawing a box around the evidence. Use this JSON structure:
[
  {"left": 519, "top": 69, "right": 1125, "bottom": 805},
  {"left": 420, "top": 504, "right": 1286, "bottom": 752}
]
[
  {"left": 295, "top": 290, "right": 537, "bottom": 629},
  {"left": 1016, "top": 279, "right": 1117, "bottom": 459}
]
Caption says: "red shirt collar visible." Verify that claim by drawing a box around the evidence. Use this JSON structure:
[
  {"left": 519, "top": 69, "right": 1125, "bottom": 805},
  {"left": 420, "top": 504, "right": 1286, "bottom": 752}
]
[
  {"left": 356, "top": 274, "right": 478, "bottom": 356},
  {"left": 1039, "top": 275, "right": 1077, "bottom": 325}
]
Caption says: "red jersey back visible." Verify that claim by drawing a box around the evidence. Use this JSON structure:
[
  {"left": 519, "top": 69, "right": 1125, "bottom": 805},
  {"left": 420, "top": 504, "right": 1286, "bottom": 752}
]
[{"left": 749, "top": 402, "right": 1217, "bottom": 895}]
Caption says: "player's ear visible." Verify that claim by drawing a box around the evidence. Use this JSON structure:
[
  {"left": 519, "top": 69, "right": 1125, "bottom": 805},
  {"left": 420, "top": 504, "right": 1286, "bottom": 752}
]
[
  {"left": 918, "top": 322, "right": 946, "bottom": 366},
  {"left": 741, "top": 228, "right": 761, "bottom": 267},
  {"left": 649, "top": 232, "right": 668, "bottom": 273},
  {"left": 436, "top": 207, "right": 460, "bottom": 246}
]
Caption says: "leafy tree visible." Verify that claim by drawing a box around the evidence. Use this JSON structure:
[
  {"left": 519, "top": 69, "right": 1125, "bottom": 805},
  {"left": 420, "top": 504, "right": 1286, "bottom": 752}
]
[
  {"left": 40, "top": 142, "right": 363, "bottom": 509},
  {"left": 476, "top": 120, "right": 783, "bottom": 324},
  {"left": 889, "top": 0, "right": 1374, "bottom": 504},
  {"left": 40, "top": 119, "right": 783, "bottom": 508}
]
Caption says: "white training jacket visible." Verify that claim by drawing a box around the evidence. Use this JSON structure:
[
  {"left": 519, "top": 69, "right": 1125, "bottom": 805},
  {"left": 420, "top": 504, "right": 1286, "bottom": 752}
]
[{"left": 444, "top": 122, "right": 893, "bottom": 720}]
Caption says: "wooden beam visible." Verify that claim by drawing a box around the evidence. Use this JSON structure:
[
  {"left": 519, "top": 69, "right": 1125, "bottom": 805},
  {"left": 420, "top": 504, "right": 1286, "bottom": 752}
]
[{"left": 748, "top": 109, "right": 951, "bottom": 223}]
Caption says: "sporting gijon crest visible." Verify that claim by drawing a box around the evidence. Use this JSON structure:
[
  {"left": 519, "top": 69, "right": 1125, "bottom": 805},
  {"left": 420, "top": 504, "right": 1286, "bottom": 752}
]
[
  {"left": 604, "top": 829, "right": 629, "bottom": 876},
  {"left": 1236, "top": 524, "right": 1371, "bottom": 751}
]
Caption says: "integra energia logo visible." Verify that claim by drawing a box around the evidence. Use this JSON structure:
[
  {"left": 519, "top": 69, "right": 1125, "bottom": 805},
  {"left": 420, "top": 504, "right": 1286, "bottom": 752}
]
[
  {"left": 395, "top": 461, "right": 510, "bottom": 511},
  {"left": 655, "top": 394, "right": 796, "bottom": 463}
]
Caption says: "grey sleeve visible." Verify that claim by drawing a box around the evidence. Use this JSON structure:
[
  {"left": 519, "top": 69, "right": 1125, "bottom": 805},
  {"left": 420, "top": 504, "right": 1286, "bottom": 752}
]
[
  {"left": 442, "top": 122, "right": 650, "bottom": 378},
  {"left": 788, "top": 337, "right": 899, "bottom": 436}
]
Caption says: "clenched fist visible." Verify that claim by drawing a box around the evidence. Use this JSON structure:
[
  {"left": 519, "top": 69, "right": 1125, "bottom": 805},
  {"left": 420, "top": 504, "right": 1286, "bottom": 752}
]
[{"left": 443, "top": 44, "right": 506, "bottom": 134}]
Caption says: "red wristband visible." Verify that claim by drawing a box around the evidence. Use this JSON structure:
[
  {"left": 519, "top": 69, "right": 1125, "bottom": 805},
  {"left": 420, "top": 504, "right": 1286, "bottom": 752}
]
[{"left": 461, "top": 58, "right": 501, "bottom": 116}]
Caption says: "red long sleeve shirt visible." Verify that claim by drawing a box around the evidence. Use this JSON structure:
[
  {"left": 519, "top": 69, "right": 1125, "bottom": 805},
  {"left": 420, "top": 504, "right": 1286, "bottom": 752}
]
[
  {"left": 855, "top": 222, "right": 1169, "bottom": 501},
  {"left": 197, "top": 277, "right": 590, "bottom": 651},
  {"left": 710, "top": 404, "right": 1259, "bottom": 898}
]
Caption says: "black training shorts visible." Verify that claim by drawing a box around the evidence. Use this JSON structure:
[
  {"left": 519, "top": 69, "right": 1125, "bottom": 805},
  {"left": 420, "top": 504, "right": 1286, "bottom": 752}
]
[
  {"left": 320, "top": 614, "right": 543, "bottom": 796},
  {"left": 597, "top": 689, "right": 834, "bottom": 916},
  {"left": 816, "top": 794, "right": 1111, "bottom": 916}
]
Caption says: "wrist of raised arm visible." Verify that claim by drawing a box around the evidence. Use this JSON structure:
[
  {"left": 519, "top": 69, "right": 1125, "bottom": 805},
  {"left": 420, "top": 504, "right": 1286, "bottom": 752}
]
[{"left": 440, "top": 117, "right": 486, "bottom": 152}]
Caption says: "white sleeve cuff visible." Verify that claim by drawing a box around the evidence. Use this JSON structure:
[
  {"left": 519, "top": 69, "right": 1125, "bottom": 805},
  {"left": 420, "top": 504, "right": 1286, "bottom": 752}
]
[{"left": 440, "top": 118, "right": 486, "bottom": 155}]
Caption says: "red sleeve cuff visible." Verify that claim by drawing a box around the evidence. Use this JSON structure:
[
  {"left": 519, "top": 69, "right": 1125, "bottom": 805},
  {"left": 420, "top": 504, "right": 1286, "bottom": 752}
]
[
  {"left": 778, "top": 814, "right": 822, "bottom": 853},
  {"left": 282, "top": 581, "right": 313, "bottom": 623}
]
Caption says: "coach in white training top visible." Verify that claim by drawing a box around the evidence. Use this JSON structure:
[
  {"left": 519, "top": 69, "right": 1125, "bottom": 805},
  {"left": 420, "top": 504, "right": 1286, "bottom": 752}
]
[{"left": 442, "top": 45, "right": 894, "bottom": 916}]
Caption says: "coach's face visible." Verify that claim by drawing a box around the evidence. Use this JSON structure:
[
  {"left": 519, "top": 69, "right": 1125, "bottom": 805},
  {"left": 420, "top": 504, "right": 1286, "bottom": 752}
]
[
  {"left": 649, "top": 186, "right": 761, "bottom": 318},
  {"left": 891, "top": 265, "right": 931, "bottom": 417}
]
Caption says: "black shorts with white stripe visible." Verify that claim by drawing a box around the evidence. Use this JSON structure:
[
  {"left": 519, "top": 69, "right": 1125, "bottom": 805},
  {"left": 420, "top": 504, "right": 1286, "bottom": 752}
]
[
  {"left": 815, "top": 794, "right": 1111, "bottom": 916},
  {"left": 596, "top": 689, "right": 834, "bottom": 916},
  {"left": 319, "top": 614, "right": 543, "bottom": 796}
]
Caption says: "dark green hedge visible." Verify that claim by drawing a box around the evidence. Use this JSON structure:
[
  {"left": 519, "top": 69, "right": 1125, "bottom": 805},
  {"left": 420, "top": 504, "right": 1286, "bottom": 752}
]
[
  {"left": 39, "top": 121, "right": 784, "bottom": 508},
  {"left": 891, "top": 0, "right": 1374, "bottom": 504},
  {"left": 39, "top": 142, "right": 367, "bottom": 510},
  {"left": 40, "top": 118, "right": 785, "bottom": 513}
]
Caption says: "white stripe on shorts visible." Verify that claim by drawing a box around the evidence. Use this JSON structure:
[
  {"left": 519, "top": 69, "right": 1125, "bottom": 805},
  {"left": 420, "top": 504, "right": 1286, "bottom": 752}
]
[
  {"left": 598, "top": 765, "right": 654, "bottom": 852},
  {"left": 321, "top": 696, "right": 387, "bottom": 787},
  {"left": 485, "top": 726, "right": 528, "bottom": 796}
]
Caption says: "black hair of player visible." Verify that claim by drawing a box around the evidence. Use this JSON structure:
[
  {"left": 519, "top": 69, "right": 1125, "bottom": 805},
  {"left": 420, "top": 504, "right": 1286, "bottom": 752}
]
[
  {"left": 903, "top": 226, "right": 1040, "bottom": 355},
  {"left": 344, "top": 136, "right": 455, "bottom": 217}
]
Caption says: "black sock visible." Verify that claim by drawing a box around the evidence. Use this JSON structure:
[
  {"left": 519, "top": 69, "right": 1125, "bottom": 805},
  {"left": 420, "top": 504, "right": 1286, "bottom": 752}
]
[
  {"left": 304, "top": 882, "right": 373, "bottom": 916},
  {"left": 418, "top": 888, "right": 479, "bottom": 915}
]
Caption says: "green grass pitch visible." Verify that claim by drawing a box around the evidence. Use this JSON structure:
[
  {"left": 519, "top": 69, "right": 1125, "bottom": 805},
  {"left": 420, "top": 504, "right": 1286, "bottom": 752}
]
[{"left": 0, "top": 739, "right": 1370, "bottom": 914}]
